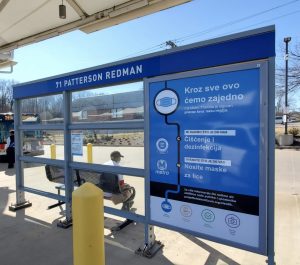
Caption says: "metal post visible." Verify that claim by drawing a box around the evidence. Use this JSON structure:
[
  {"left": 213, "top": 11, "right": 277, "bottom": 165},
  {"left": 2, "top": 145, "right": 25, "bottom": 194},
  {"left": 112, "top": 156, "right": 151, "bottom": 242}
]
[
  {"left": 134, "top": 79, "right": 163, "bottom": 258},
  {"left": 9, "top": 99, "right": 32, "bottom": 211},
  {"left": 284, "top": 37, "right": 291, "bottom": 135},
  {"left": 267, "top": 58, "right": 276, "bottom": 265},
  {"left": 57, "top": 91, "right": 73, "bottom": 228}
]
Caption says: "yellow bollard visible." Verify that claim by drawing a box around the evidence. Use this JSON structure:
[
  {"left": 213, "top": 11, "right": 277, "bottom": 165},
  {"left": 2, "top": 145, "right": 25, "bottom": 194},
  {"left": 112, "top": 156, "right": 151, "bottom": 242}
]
[
  {"left": 50, "top": 144, "right": 56, "bottom": 159},
  {"left": 87, "top": 143, "right": 93, "bottom": 163},
  {"left": 73, "top": 182, "right": 105, "bottom": 265}
]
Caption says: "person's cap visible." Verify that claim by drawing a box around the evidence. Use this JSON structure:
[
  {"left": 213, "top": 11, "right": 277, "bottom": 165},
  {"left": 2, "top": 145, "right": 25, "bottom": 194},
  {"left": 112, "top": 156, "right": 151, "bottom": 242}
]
[
  {"left": 9, "top": 129, "right": 14, "bottom": 133},
  {"left": 110, "top": 151, "right": 124, "bottom": 158}
]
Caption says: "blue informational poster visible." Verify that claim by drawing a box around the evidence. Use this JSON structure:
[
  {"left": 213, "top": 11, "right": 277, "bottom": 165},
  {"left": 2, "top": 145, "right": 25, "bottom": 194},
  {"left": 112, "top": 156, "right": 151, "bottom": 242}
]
[
  {"left": 149, "top": 67, "right": 261, "bottom": 248},
  {"left": 71, "top": 133, "right": 83, "bottom": 156}
]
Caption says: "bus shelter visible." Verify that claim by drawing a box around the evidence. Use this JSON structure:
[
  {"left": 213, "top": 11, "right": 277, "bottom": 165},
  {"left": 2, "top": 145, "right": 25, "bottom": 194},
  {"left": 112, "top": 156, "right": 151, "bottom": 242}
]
[{"left": 11, "top": 26, "right": 276, "bottom": 262}]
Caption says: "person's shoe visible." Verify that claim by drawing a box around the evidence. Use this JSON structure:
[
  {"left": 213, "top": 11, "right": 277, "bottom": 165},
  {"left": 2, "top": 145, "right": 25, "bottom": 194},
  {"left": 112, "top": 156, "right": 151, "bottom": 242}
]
[
  {"left": 130, "top": 207, "right": 137, "bottom": 213},
  {"left": 128, "top": 200, "right": 134, "bottom": 209}
]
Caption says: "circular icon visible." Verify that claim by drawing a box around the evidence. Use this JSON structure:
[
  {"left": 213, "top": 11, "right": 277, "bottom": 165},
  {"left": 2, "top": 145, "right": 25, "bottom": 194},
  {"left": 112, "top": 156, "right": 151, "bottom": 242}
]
[
  {"left": 201, "top": 209, "right": 215, "bottom": 222},
  {"left": 157, "top": 159, "right": 167, "bottom": 170},
  {"left": 156, "top": 138, "right": 169, "bottom": 153},
  {"left": 154, "top": 89, "right": 179, "bottom": 115},
  {"left": 180, "top": 205, "right": 192, "bottom": 217},
  {"left": 161, "top": 201, "right": 172, "bottom": 213},
  {"left": 225, "top": 214, "right": 240, "bottom": 228}
]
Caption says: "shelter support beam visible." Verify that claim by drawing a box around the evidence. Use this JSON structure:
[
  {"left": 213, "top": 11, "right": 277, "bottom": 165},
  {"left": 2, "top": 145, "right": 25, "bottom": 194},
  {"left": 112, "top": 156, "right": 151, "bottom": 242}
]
[
  {"left": 9, "top": 99, "right": 32, "bottom": 212},
  {"left": 57, "top": 91, "right": 73, "bottom": 228},
  {"left": 266, "top": 54, "right": 276, "bottom": 265},
  {"left": 135, "top": 225, "right": 163, "bottom": 258}
]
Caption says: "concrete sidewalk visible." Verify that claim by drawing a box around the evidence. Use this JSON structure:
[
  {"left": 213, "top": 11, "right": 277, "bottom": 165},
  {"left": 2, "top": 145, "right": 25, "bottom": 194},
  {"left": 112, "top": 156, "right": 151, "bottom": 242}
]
[{"left": 0, "top": 149, "right": 299, "bottom": 265}]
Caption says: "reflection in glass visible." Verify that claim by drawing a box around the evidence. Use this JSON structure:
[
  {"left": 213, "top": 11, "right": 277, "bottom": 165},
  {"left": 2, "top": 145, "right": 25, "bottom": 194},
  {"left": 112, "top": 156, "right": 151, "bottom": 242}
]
[
  {"left": 21, "top": 94, "right": 63, "bottom": 124},
  {"left": 71, "top": 129, "right": 144, "bottom": 168},
  {"left": 22, "top": 130, "right": 64, "bottom": 160},
  {"left": 71, "top": 82, "right": 143, "bottom": 123}
]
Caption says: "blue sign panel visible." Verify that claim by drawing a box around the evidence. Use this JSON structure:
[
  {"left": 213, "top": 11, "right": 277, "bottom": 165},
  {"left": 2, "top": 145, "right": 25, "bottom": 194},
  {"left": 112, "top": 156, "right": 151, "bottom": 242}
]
[{"left": 149, "top": 66, "right": 262, "bottom": 248}]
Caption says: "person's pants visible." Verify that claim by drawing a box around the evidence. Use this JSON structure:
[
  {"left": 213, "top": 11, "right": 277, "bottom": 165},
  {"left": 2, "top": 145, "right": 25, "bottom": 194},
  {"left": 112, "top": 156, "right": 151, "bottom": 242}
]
[{"left": 6, "top": 147, "right": 15, "bottom": 168}]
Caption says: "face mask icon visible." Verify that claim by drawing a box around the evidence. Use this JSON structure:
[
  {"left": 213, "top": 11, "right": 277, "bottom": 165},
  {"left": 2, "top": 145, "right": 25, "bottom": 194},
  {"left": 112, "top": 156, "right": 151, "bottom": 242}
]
[
  {"left": 154, "top": 89, "right": 179, "bottom": 115},
  {"left": 156, "top": 97, "right": 177, "bottom": 108}
]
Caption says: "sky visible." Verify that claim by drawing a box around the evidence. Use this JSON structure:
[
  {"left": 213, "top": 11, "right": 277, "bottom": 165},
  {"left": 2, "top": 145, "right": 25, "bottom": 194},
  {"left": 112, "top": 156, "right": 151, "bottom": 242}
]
[{"left": 1, "top": 0, "right": 300, "bottom": 106}]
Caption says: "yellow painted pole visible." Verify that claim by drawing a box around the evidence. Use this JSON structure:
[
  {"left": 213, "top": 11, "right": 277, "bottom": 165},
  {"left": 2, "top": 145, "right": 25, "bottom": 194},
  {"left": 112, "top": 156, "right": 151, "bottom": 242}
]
[
  {"left": 50, "top": 144, "right": 56, "bottom": 159},
  {"left": 73, "top": 182, "right": 105, "bottom": 265},
  {"left": 87, "top": 143, "right": 93, "bottom": 163}
]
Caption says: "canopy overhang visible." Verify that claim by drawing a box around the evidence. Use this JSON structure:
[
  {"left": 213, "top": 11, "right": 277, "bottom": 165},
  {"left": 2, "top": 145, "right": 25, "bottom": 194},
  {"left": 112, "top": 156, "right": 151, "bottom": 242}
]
[{"left": 0, "top": 0, "right": 191, "bottom": 54}]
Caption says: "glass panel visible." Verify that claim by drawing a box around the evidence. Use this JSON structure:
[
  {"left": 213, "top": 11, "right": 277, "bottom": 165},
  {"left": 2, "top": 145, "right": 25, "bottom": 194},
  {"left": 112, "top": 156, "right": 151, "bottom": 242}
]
[
  {"left": 23, "top": 162, "right": 65, "bottom": 194},
  {"left": 22, "top": 130, "right": 64, "bottom": 160},
  {"left": 23, "top": 163, "right": 145, "bottom": 215},
  {"left": 21, "top": 94, "right": 63, "bottom": 124},
  {"left": 71, "top": 129, "right": 144, "bottom": 169},
  {"left": 78, "top": 169, "right": 144, "bottom": 215},
  {"left": 71, "top": 82, "right": 143, "bottom": 123}
]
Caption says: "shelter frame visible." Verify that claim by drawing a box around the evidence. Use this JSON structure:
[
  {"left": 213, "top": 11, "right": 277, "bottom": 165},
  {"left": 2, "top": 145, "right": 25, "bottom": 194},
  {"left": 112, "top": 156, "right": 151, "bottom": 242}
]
[{"left": 10, "top": 25, "right": 275, "bottom": 263}]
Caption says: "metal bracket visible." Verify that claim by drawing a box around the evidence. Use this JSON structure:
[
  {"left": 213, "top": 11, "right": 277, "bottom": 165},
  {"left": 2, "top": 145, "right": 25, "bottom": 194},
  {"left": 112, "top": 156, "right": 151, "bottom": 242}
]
[
  {"left": 57, "top": 218, "right": 73, "bottom": 229},
  {"left": 47, "top": 201, "right": 65, "bottom": 210},
  {"left": 135, "top": 240, "right": 164, "bottom": 258},
  {"left": 9, "top": 201, "right": 32, "bottom": 211},
  {"left": 110, "top": 219, "right": 134, "bottom": 232},
  {"left": 0, "top": 60, "right": 17, "bottom": 73},
  {"left": 135, "top": 224, "right": 163, "bottom": 258},
  {"left": 266, "top": 259, "right": 276, "bottom": 265}
]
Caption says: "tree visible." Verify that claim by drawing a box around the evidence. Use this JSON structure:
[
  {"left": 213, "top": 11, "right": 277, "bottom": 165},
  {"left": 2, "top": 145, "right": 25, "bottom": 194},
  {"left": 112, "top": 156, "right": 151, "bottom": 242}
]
[
  {"left": 0, "top": 79, "right": 17, "bottom": 112},
  {"left": 276, "top": 42, "right": 300, "bottom": 112}
]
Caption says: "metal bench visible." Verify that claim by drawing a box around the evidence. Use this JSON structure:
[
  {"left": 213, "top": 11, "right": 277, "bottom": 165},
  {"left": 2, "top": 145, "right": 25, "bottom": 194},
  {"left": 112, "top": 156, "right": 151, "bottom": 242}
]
[{"left": 45, "top": 165, "right": 136, "bottom": 230}]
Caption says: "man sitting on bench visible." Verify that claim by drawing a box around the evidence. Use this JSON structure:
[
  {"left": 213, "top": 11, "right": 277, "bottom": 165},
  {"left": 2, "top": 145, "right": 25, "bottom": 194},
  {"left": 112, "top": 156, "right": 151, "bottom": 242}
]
[
  {"left": 45, "top": 151, "right": 135, "bottom": 230},
  {"left": 100, "top": 151, "right": 135, "bottom": 211}
]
